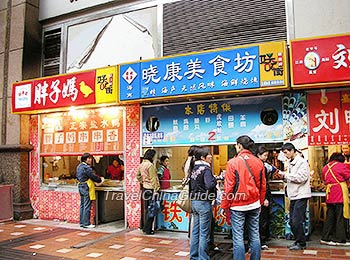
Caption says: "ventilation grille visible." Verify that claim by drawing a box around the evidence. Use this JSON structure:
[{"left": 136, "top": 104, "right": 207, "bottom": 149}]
[
  {"left": 42, "top": 28, "right": 61, "bottom": 76},
  {"left": 163, "top": 0, "right": 287, "bottom": 56}
]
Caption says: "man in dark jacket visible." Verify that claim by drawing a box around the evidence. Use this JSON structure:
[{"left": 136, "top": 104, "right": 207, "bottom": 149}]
[{"left": 76, "top": 153, "right": 103, "bottom": 228}]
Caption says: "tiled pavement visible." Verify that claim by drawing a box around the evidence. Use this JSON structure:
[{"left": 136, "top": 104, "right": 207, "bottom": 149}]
[{"left": 0, "top": 221, "right": 350, "bottom": 259}]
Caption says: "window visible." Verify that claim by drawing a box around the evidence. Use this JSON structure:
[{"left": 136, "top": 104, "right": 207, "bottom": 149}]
[{"left": 42, "top": 28, "right": 62, "bottom": 76}]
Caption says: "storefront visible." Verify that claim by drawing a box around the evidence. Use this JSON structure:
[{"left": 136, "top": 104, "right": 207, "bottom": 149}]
[
  {"left": 11, "top": 66, "right": 134, "bottom": 227},
  {"left": 289, "top": 34, "right": 350, "bottom": 236},
  {"left": 118, "top": 40, "right": 290, "bottom": 234}
]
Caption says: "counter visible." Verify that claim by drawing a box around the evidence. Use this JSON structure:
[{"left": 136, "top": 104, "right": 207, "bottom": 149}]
[
  {"left": 95, "top": 186, "right": 124, "bottom": 224},
  {"left": 156, "top": 189, "right": 230, "bottom": 233}
]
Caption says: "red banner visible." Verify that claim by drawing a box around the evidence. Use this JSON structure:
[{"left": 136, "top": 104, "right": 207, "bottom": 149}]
[
  {"left": 291, "top": 34, "right": 350, "bottom": 87},
  {"left": 308, "top": 90, "right": 350, "bottom": 145},
  {"left": 12, "top": 67, "right": 118, "bottom": 114}
]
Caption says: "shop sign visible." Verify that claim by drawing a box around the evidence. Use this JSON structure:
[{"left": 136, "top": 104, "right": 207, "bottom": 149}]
[
  {"left": 142, "top": 95, "right": 283, "bottom": 146},
  {"left": 308, "top": 90, "right": 350, "bottom": 145},
  {"left": 119, "top": 41, "right": 288, "bottom": 102},
  {"left": 291, "top": 34, "right": 350, "bottom": 88},
  {"left": 12, "top": 67, "right": 117, "bottom": 114},
  {"left": 40, "top": 107, "right": 124, "bottom": 155}
]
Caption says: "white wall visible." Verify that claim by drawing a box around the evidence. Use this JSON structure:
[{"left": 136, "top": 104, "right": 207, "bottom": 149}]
[{"left": 292, "top": 0, "right": 350, "bottom": 38}]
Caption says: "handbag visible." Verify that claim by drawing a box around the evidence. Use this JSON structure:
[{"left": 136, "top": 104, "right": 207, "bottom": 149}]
[{"left": 176, "top": 176, "right": 192, "bottom": 213}]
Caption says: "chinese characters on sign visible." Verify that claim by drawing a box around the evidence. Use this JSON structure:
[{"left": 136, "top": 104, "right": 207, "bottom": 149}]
[
  {"left": 156, "top": 193, "right": 230, "bottom": 232},
  {"left": 120, "top": 41, "right": 288, "bottom": 102},
  {"left": 12, "top": 67, "right": 117, "bottom": 114},
  {"left": 142, "top": 96, "right": 283, "bottom": 146},
  {"left": 40, "top": 107, "right": 124, "bottom": 155},
  {"left": 308, "top": 91, "right": 350, "bottom": 145},
  {"left": 291, "top": 34, "right": 350, "bottom": 87}
]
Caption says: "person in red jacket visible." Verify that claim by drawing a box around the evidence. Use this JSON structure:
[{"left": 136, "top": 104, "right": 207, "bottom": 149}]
[
  {"left": 106, "top": 157, "right": 124, "bottom": 180},
  {"left": 221, "top": 135, "right": 266, "bottom": 260},
  {"left": 157, "top": 155, "right": 171, "bottom": 189},
  {"left": 320, "top": 152, "right": 350, "bottom": 246}
]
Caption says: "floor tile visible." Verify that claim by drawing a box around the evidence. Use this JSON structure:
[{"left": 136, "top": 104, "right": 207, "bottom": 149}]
[
  {"left": 29, "top": 244, "right": 46, "bottom": 249},
  {"left": 33, "top": 227, "right": 46, "bottom": 230},
  {"left": 78, "top": 232, "right": 91, "bottom": 236},
  {"left": 10, "top": 232, "right": 24, "bottom": 236},
  {"left": 55, "top": 237, "right": 69, "bottom": 242},
  {"left": 129, "top": 237, "right": 143, "bottom": 241},
  {"left": 14, "top": 225, "right": 26, "bottom": 228},
  {"left": 175, "top": 251, "right": 190, "bottom": 256},
  {"left": 141, "top": 247, "right": 155, "bottom": 252},
  {"left": 56, "top": 248, "right": 73, "bottom": 253},
  {"left": 86, "top": 252, "right": 104, "bottom": 258},
  {"left": 159, "top": 239, "right": 172, "bottom": 244},
  {"left": 303, "top": 249, "right": 317, "bottom": 255},
  {"left": 109, "top": 244, "right": 124, "bottom": 249}
]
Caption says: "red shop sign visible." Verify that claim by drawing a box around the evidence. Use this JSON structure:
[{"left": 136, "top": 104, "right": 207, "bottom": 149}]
[
  {"left": 12, "top": 70, "right": 97, "bottom": 113},
  {"left": 291, "top": 34, "right": 350, "bottom": 87},
  {"left": 308, "top": 90, "right": 350, "bottom": 145}
]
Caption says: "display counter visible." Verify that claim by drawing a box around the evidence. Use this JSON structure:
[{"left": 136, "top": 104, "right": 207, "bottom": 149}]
[{"left": 95, "top": 186, "right": 124, "bottom": 224}]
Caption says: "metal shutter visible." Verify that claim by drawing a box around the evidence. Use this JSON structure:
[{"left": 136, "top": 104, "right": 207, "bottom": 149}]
[{"left": 163, "top": 0, "right": 287, "bottom": 56}]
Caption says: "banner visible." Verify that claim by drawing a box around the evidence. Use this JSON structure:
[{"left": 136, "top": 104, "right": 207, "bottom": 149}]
[{"left": 308, "top": 90, "right": 350, "bottom": 145}]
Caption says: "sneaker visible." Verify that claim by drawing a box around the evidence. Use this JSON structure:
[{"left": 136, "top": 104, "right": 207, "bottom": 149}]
[
  {"left": 82, "top": 224, "right": 95, "bottom": 228},
  {"left": 289, "top": 244, "right": 306, "bottom": 250},
  {"left": 287, "top": 241, "right": 297, "bottom": 248},
  {"left": 320, "top": 240, "right": 337, "bottom": 246},
  {"left": 336, "top": 241, "right": 350, "bottom": 246},
  {"left": 261, "top": 244, "right": 269, "bottom": 250}
]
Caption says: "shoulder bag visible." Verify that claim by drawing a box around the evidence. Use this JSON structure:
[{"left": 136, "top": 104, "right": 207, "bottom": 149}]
[{"left": 176, "top": 175, "right": 192, "bottom": 213}]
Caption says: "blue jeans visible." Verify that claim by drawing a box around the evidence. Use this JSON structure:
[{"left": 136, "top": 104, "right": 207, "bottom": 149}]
[
  {"left": 79, "top": 183, "right": 92, "bottom": 226},
  {"left": 190, "top": 200, "right": 212, "bottom": 260},
  {"left": 231, "top": 208, "right": 261, "bottom": 260}
]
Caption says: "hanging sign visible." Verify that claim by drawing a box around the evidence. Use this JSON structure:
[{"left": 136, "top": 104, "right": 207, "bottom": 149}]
[
  {"left": 290, "top": 34, "right": 350, "bottom": 88},
  {"left": 40, "top": 107, "right": 124, "bottom": 155},
  {"left": 12, "top": 66, "right": 117, "bottom": 114},
  {"left": 308, "top": 90, "right": 350, "bottom": 145},
  {"left": 119, "top": 41, "right": 288, "bottom": 102}
]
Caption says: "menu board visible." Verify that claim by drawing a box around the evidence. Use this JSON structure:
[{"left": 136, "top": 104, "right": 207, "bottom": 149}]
[{"left": 40, "top": 107, "right": 124, "bottom": 155}]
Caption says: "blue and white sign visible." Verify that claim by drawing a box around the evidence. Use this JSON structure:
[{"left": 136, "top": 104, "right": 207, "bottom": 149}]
[
  {"left": 120, "top": 46, "right": 260, "bottom": 101},
  {"left": 142, "top": 95, "right": 283, "bottom": 146}
]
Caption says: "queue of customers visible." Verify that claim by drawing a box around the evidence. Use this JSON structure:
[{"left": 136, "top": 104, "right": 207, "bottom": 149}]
[{"left": 77, "top": 137, "right": 350, "bottom": 259}]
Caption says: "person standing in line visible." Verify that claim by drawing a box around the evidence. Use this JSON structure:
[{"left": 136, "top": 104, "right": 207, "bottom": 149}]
[
  {"left": 136, "top": 149, "right": 160, "bottom": 235},
  {"left": 320, "top": 152, "right": 350, "bottom": 246},
  {"left": 76, "top": 153, "right": 103, "bottom": 228},
  {"left": 189, "top": 146, "right": 217, "bottom": 260},
  {"left": 256, "top": 145, "right": 278, "bottom": 250},
  {"left": 279, "top": 143, "right": 311, "bottom": 250},
  {"left": 184, "top": 145, "right": 200, "bottom": 178},
  {"left": 183, "top": 145, "right": 199, "bottom": 239},
  {"left": 221, "top": 135, "right": 266, "bottom": 260},
  {"left": 157, "top": 155, "right": 171, "bottom": 190}
]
